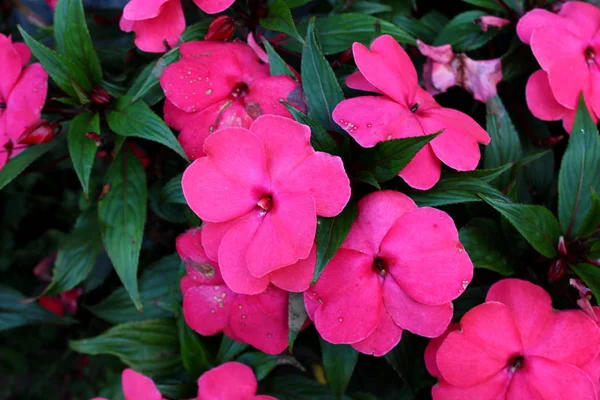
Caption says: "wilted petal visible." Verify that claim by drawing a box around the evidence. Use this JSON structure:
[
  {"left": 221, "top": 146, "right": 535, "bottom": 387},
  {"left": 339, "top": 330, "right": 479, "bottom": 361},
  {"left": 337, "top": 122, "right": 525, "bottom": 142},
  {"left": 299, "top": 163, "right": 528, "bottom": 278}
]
[{"left": 461, "top": 55, "right": 503, "bottom": 102}]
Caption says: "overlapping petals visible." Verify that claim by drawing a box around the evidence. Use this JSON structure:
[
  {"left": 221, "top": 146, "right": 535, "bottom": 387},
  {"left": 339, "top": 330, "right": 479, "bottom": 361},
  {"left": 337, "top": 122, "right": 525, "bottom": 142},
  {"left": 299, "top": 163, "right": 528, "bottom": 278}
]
[
  {"left": 161, "top": 41, "right": 304, "bottom": 160},
  {"left": 427, "top": 279, "right": 600, "bottom": 400},
  {"left": 333, "top": 35, "right": 490, "bottom": 190},
  {"left": 305, "top": 190, "right": 473, "bottom": 356}
]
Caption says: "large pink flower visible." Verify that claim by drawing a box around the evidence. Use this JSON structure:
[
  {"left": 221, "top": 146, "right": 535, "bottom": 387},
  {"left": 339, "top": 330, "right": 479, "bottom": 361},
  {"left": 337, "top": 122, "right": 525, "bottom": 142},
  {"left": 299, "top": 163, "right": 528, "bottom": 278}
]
[
  {"left": 198, "top": 362, "right": 277, "bottom": 400},
  {"left": 181, "top": 116, "right": 350, "bottom": 295},
  {"left": 582, "top": 306, "right": 600, "bottom": 396},
  {"left": 518, "top": 2, "right": 600, "bottom": 130},
  {"left": 161, "top": 41, "right": 304, "bottom": 160},
  {"left": 0, "top": 34, "right": 48, "bottom": 170},
  {"left": 304, "top": 190, "right": 473, "bottom": 356},
  {"left": 120, "top": 0, "right": 186, "bottom": 53},
  {"left": 426, "top": 279, "right": 600, "bottom": 400},
  {"left": 92, "top": 368, "right": 165, "bottom": 400},
  {"left": 178, "top": 228, "right": 290, "bottom": 354},
  {"left": 332, "top": 35, "right": 490, "bottom": 190},
  {"left": 193, "top": 0, "right": 236, "bottom": 15}
]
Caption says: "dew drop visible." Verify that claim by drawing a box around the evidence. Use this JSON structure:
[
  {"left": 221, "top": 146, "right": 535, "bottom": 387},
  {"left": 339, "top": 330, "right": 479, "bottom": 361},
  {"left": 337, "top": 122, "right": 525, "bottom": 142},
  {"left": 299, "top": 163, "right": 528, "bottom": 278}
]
[
  {"left": 238, "top": 305, "right": 243, "bottom": 309},
  {"left": 210, "top": 308, "right": 216, "bottom": 313},
  {"left": 241, "top": 315, "right": 246, "bottom": 319},
  {"left": 386, "top": 135, "right": 392, "bottom": 140},
  {"left": 462, "top": 280, "right": 469, "bottom": 289},
  {"left": 338, "top": 317, "right": 343, "bottom": 322},
  {"left": 205, "top": 89, "right": 213, "bottom": 95},
  {"left": 367, "top": 123, "right": 372, "bottom": 128},
  {"left": 267, "top": 333, "right": 272, "bottom": 338}
]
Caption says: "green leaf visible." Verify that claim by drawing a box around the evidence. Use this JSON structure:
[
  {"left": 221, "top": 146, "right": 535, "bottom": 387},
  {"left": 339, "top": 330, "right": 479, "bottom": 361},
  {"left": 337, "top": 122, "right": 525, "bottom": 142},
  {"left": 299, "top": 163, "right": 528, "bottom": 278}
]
[
  {"left": 217, "top": 336, "right": 249, "bottom": 363},
  {"left": 433, "top": 11, "right": 504, "bottom": 52},
  {"left": 573, "top": 263, "right": 600, "bottom": 301},
  {"left": 558, "top": 96, "right": 600, "bottom": 238},
  {"left": 360, "top": 133, "right": 440, "bottom": 183},
  {"left": 181, "top": 20, "right": 211, "bottom": 42},
  {"left": 283, "top": 103, "right": 339, "bottom": 155},
  {"left": 106, "top": 96, "right": 188, "bottom": 161},
  {"left": 459, "top": 218, "right": 515, "bottom": 276},
  {"left": 160, "top": 174, "right": 186, "bottom": 205},
  {"left": 68, "top": 112, "right": 100, "bottom": 196},
  {"left": 70, "top": 318, "right": 181, "bottom": 377},
  {"left": 260, "top": 0, "right": 304, "bottom": 43},
  {"left": 452, "top": 163, "right": 515, "bottom": 183},
  {"left": 98, "top": 147, "right": 147, "bottom": 310},
  {"left": 0, "top": 137, "right": 62, "bottom": 191},
  {"left": 288, "top": 292, "right": 307, "bottom": 350},
  {"left": 177, "top": 317, "right": 213, "bottom": 379},
  {"left": 237, "top": 352, "right": 279, "bottom": 381},
  {"left": 127, "top": 49, "right": 180, "bottom": 105},
  {"left": 320, "top": 339, "right": 358, "bottom": 399},
  {"left": 481, "top": 196, "right": 561, "bottom": 258},
  {"left": 0, "top": 285, "right": 75, "bottom": 331},
  {"left": 579, "top": 189, "right": 600, "bottom": 238},
  {"left": 269, "top": 375, "right": 349, "bottom": 400},
  {"left": 384, "top": 332, "right": 430, "bottom": 394},
  {"left": 314, "top": 202, "right": 357, "bottom": 283},
  {"left": 43, "top": 209, "right": 103, "bottom": 296},
  {"left": 355, "top": 171, "right": 381, "bottom": 189},
  {"left": 88, "top": 255, "right": 182, "bottom": 324},
  {"left": 301, "top": 18, "right": 345, "bottom": 130},
  {"left": 349, "top": 1, "right": 392, "bottom": 14},
  {"left": 408, "top": 176, "right": 510, "bottom": 207},
  {"left": 461, "top": 0, "right": 505, "bottom": 11},
  {"left": 264, "top": 41, "right": 296, "bottom": 79}
]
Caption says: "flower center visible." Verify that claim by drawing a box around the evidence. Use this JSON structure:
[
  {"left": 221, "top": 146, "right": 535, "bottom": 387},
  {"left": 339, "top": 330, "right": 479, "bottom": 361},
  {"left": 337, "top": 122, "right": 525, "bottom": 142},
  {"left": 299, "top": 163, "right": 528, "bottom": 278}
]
[
  {"left": 508, "top": 355, "right": 523, "bottom": 371},
  {"left": 0, "top": 103, "right": 6, "bottom": 109},
  {"left": 410, "top": 103, "right": 420, "bottom": 113},
  {"left": 373, "top": 257, "right": 387, "bottom": 276},
  {"left": 586, "top": 47, "right": 596, "bottom": 65},
  {"left": 230, "top": 82, "right": 249, "bottom": 99},
  {"left": 257, "top": 195, "right": 273, "bottom": 213}
]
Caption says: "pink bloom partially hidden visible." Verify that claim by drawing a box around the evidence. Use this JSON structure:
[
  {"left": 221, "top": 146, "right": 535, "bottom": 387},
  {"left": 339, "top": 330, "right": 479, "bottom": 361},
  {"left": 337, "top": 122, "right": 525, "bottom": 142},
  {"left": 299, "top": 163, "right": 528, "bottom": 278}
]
[
  {"left": 178, "top": 228, "right": 290, "bottom": 354},
  {"left": 333, "top": 35, "right": 490, "bottom": 190},
  {"left": 34, "top": 255, "right": 82, "bottom": 316},
  {"left": 45, "top": 0, "right": 57, "bottom": 10},
  {"left": 477, "top": 16, "right": 510, "bottom": 32},
  {"left": 305, "top": 190, "right": 474, "bottom": 356},
  {"left": 181, "top": 116, "right": 351, "bottom": 295},
  {"left": 120, "top": 0, "right": 185, "bottom": 53},
  {"left": 518, "top": 1, "right": 600, "bottom": 132},
  {"left": 416, "top": 40, "right": 503, "bottom": 102},
  {"left": 426, "top": 279, "right": 600, "bottom": 400},
  {"left": 0, "top": 34, "right": 48, "bottom": 170},
  {"left": 192, "top": 0, "right": 236, "bottom": 15},
  {"left": 161, "top": 40, "right": 304, "bottom": 160}
]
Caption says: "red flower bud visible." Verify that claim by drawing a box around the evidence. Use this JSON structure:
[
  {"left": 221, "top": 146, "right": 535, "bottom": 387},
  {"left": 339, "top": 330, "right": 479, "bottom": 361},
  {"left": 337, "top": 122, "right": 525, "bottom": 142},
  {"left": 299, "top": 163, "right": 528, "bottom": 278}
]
[
  {"left": 547, "top": 259, "right": 566, "bottom": 282},
  {"left": 557, "top": 236, "right": 568, "bottom": 256},
  {"left": 204, "top": 16, "right": 236, "bottom": 41},
  {"left": 85, "top": 132, "right": 102, "bottom": 146},
  {"left": 17, "top": 120, "right": 60, "bottom": 145},
  {"left": 91, "top": 88, "right": 111, "bottom": 105},
  {"left": 339, "top": 48, "right": 353, "bottom": 64}
]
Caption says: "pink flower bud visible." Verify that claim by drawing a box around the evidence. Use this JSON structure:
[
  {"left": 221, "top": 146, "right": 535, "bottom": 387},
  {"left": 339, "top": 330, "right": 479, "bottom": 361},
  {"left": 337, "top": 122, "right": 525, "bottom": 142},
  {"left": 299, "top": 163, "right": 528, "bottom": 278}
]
[{"left": 204, "top": 16, "right": 236, "bottom": 41}]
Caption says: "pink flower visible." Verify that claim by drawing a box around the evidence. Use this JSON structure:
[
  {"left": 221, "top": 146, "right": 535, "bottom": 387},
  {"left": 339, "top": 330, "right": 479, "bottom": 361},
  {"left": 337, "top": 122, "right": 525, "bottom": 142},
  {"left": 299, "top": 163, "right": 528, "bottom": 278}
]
[
  {"left": 518, "top": 2, "right": 600, "bottom": 131},
  {"left": 477, "top": 16, "right": 510, "bottom": 32},
  {"left": 332, "top": 35, "right": 490, "bottom": 190},
  {"left": 416, "top": 40, "right": 503, "bottom": 102},
  {"left": 198, "top": 362, "right": 277, "bottom": 400},
  {"left": 582, "top": 307, "right": 600, "bottom": 396},
  {"left": 426, "top": 279, "right": 600, "bottom": 400},
  {"left": 45, "top": 0, "right": 57, "bottom": 10},
  {"left": 161, "top": 41, "right": 304, "bottom": 161},
  {"left": 304, "top": 190, "right": 473, "bottom": 356},
  {"left": 0, "top": 34, "right": 48, "bottom": 170},
  {"left": 192, "top": 0, "right": 236, "bottom": 15},
  {"left": 119, "top": 0, "right": 186, "bottom": 53},
  {"left": 178, "top": 228, "right": 290, "bottom": 354},
  {"left": 181, "top": 116, "right": 350, "bottom": 295}
]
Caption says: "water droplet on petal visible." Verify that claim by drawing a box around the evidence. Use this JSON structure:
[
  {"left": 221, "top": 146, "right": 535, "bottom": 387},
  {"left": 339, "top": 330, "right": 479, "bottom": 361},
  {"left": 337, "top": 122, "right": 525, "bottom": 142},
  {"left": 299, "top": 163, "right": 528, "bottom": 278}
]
[
  {"left": 205, "top": 89, "right": 213, "bottom": 95},
  {"left": 338, "top": 317, "right": 343, "bottom": 322}
]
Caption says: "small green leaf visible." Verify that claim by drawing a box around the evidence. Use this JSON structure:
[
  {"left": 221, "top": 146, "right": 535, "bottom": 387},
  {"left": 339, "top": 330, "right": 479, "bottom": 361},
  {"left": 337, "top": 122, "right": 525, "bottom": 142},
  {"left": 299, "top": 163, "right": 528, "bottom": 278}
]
[
  {"left": 107, "top": 96, "right": 188, "bottom": 161},
  {"left": 408, "top": 176, "right": 510, "bottom": 207},
  {"left": 314, "top": 202, "right": 357, "bottom": 283},
  {"left": 320, "top": 339, "right": 358, "bottom": 399},
  {"left": 237, "top": 352, "right": 279, "bottom": 381},
  {"left": 459, "top": 218, "right": 515, "bottom": 276},
  {"left": 217, "top": 336, "right": 249, "bottom": 363},
  {"left": 268, "top": 375, "right": 343, "bottom": 399},
  {"left": 70, "top": 318, "right": 181, "bottom": 377},
  {"left": 68, "top": 112, "right": 100, "bottom": 196},
  {"left": 349, "top": 1, "right": 392, "bottom": 14},
  {"left": 283, "top": 103, "right": 339, "bottom": 155},
  {"left": 451, "top": 163, "right": 515, "bottom": 183},
  {"left": 177, "top": 317, "right": 213, "bottom": 379},
  {"left": 181, "top": 20, "right": 211, "bottom": 42},
  {"left": 264, "top": 41, "right": 296, "bottom": 79},
  {"left": 128, "top": 49, "right": 180, "bottom": 105},
  {"left": 160, "top": 174, "right": 186, "bottom": 205},
  {"left": 260, "top": 0, "right": 305, "bottom": 43},
  {"left": 98, "top": 147, "right": 147, "bottom": 310},
  {"left": 481, "top": 196, "right": 561, "bottom": 258},
  {"left": 572, "top": 263, "right": 600, "bottom": 302},
  {"left": 433, "top": 11, "right": 504, "bottom": 52},
  {"left": 578, "top": 189, "right": 600, "bottom": 238},
  {"left": 355, "top": 171, "right": 381, "bottom": 189}
]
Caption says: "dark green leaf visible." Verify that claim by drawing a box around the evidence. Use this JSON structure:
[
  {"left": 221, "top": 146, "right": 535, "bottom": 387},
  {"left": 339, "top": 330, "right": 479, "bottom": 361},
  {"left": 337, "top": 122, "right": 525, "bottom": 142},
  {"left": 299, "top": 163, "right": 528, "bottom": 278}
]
[
  {"left": 433, "top": 11, "right": 503, "bottom": 52},
  {"left": 314, "top": 202, "right": 357, "bottom": 283},
  {"left": 452, "top": 163, "right": 514, "bottom": 183},
  {"left": 269, "top": 375, "right": 350, "bottom": 400},
  {"left": 160, "top": 174, "right": 186, "bottom": 205},
  {"left": 579, "top": 189, "right": 600, "bottom": 238},
  {"left": 355, "top": 171, "right": 381, "bottom": 189},
  {"left": 283, "top": 103, "right": 339, "bottom": 155},
  {"left": 107, "top": 96, "right": 188, "bottom": 161},
  {"left": 98, "top": 147, "right": 147, "bottom": 310},
  {"left": 461, "top": 0, "right": 505, "bottom": 11},
  {"left": 68, "top": 112, "right": 100, "bottom": 196},
  {"left": 481, "top": 196, "right": 560, "bottom": 258},
  {"left": 237, "top": 352, "right": 278, "bottom": 381},
  {"left": 572, "top": 263, "right": 600, "bottom": 302},
  {"left": 128, "top": 49, "right": 180, "bottom": 105},
  {"left": 459, "top": 218, "right": 514, "bottom": 276},
  {"left": 320, "top": 339, "right": 358, "bottom": 399},
  {"left": 408, "top": 177, "right": 510, "bottom": 207},
  {"left": 217, "top": 336, "right": 248, "bottom": 363},
  {"left": 260, "top": 0, "right": 304, "bottom": 43},
  {"left": 288, "top": 292, "right": 307, "bottom": 350},
  {"left": 70, "top": 318, "right": 181, "bottom": 377},
  {"left": 349, "top": 1, "right": 392, "bottom": 14},
  {"left": 181, "top": 20, "right": 211, "bottom": 42},
  {"left": 177, "top": 317, "right": 213, "bottom": 379},
  {"left": 264, "top": 41, "right": 296, "bottom": 79}
]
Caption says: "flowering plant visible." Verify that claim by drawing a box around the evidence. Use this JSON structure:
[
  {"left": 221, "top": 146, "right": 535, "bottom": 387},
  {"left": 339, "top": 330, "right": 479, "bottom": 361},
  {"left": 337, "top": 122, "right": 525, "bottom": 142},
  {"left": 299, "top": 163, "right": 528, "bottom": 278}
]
[{"left": 2, "top": 1, "right": 600, "bottom": 399}]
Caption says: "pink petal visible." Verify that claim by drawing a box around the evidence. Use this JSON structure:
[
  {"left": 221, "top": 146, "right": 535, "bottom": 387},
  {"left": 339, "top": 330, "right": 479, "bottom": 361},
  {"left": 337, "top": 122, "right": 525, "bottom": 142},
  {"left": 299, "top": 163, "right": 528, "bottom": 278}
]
[
  {"left": 245, "top": 192, "right": 316, "bottom": 277},
  {"left": 432, "top": 371, "right": 511, "bottom": 400},
  {"left": 478, "top": 16, "right": 511, "bottom": 32},
  {"left": 559, "top": 1, "right": 600, "bottom": 42},
  {"left": 525, "top": 70, "right": 568, "bottom": 121},
  {"left": 193, "top": 0, "right": 235, "bottom": 14},
  {"left": 245, "top": 76, "right": 303, "bottom": 119},
  {"left": 176, "top": 228, "right": 224, "bottom": 285},
  {"left": 309, "top": 249, "right": 382, "bottom": 344},
  {"left": 202, "top": 219, "right": 237, "bottom": 262},
  {"left": 424, "top": 323, "right": 460, "bottom": 378},
  {"left": 12, "top": 43, "right": 30, "bottom": 67},
  {"left": 516, "top": 9, "right": 572, "bottom": 44},
  {"left": 227, "top": 42, "right": 270, "bottom": 83},
  {"left": 247, "top": 33, "right": 269, "bottom": 64},
  {"left": 345, "top": 71, "right": 383, "bottom": 94},
  {"left": 590, "top": 62, "right": 600, "bottom": 118},
  {"left": 462, "top": 56, "right": 503, "bottom": 103},
  {"left": 531, "top": 25, "right": 586, "bottom": 71},
  {"left": 351, "top": 311, "right": 402, "bottom": 356},
  {"left": 382, "top": 275, "right": 453, "bottom": 338},
  {"left": 122, "top": 369, "right": 163, "bottom": 400},
  {"left": 424, "top": 106, "right": 490, "bottom": 144},
  {"left": 229, "top": 286, "right": 288, "bottom": 355},
  {"left": 122, "top": 0, "right": 171, "bottom": 21},
  {"left": 436, "top": 302, "right": 523, "bottom": 387},
  {"left": 398, "top": 144, "right": 442, "bottom": 190},
  {"left": 380, "top": 207, "right": 474, "bottom": 305},
  {"left": 163, "top": 99, "right": 197, "bottom": 131},
  {"left": 198, "top": 362, "right": 258, "bottom": 400},
  {"left": 269, "top": 244, "right": 316, "bottom": 292},
  {"left": 547, "top": 55, "right": 590, "bottom": 110},
  {"left": 416, "top": 40, "right": 454, "bottom": 64},
  {"left": 183, "top": 284, "right": 235, "bottom": 336},
  {"left": 426, "top": 60, "right": 457, "bottom": 94},
  {"left": 0, "top": 35, "right": 24, "bottom": 102},
  {"left": 126, "top": 0, "right": 185, "bottom": 53}
]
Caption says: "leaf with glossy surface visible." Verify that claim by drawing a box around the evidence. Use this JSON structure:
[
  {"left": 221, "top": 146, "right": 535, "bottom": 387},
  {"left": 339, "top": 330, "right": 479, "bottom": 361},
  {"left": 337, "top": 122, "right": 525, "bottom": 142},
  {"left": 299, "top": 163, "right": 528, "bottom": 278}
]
[
  {"left": 160, "top": 174, "right": 186, "bottom": 205},
  {"left": 128, "top": 49, "right": 180, "bottom": 105},
  {"left": 217, "top": 336, "right": 248, "bottom": 363},
  {"left": 237, "top": 352, "right": 278, "bottom": 381},
  {"left": 578, "top": 189, "right": 600, "bottom": 239},
  {"left": 264, "top": 41, "right": 296, "bottom": 79},
  {"left": 288, "top": 292, "right": 307, "bottom": 350},
  {"left": 178, "top": 317, "right": 213, "bottom": 379},
  {"left": 283, "top": 103, "right": 338, "bottom": 155},
  {"left": 321, "top": 340, "right": 358, "bottom": 399},
  {"left": 459, "top": 218, "right": 514, "bottom": 276},
  {"left": 408, "top": 176, "right": 510, "bottom": 207},
  {"left": 68, "top": 112, "right": 100, "bottom": 196},
  {"left": 260, "top": 0, "right": 304, "bottom": 43},
  {"left": 0, "top": 138, "right": 62, "bottom": 191}
]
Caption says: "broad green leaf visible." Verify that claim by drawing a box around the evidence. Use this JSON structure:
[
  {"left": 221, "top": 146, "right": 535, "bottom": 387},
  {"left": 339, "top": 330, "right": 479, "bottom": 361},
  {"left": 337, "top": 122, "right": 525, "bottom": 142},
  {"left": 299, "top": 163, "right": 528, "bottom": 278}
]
[
  {"left": 107, "top": 96, "right": 188, "bottom": 161},
  {"left": 0, "top": 285, "right": 75, "bottom": 331},
  {"left": 264, "top": 41, "right": 296, "bottom": 79},
  {"left": 314, "top": 202, "right": 357, "bottom": 283},
  {"left": 459, "top": 218, "right": 515, "bottom": 276},
  {"left": 384, "top": 332, "right": 431, "bottom": 394},
  {"left": 433, "top": 11, "right": 504, "bottom": 52},
  {"left": 409, "top": 176, "right": 510, "bottom": 207},
  {"left": 88, "top": 255, "right": 182, "bottom": 324},
  {"left": 128, "top": 49, "right": 180, "bottom": 105},
  {"left": 481, "top": 196, "right": 561, "bottom": 258},
  {"left": 349, "top": 1, "right": 392, "bottom": 14},
  {"left": 177, "top": 317, "right": 213, "bottom": 379},
  {"left": 237, "top": 352, "right": 279, "bottom": 381},
  {"left": 217, "top": 337, "right": 249, "bottom": 363},
  {"left": 301, "top": 18, "right": 345, "bottom": 130},
  {"left": 43, "top": 209, "right": 103, "bottom": 296},
  {"left": 68, "top": 112, "right": 99, "bottom": 196},
  {"left": 579, "top": 189, "right": 600, "bottom": 238},
  {"left": 558, "top": 96, "right": 600, "bottom": 237},
  {"left": 181, "top": 20, "right": 211, "bottom": 42},
  {"left": 288, "top": 292, "right": 307, "bottom": 350},
  {"left": 70, "top": 318, "right": 181, "bottom": 377},
  {"left": 260, "top": 0, "right": 304, "bottom": 43},
  {"left": 461, "top": 0, "right": 505, "bottom": 11},
  {"left": 269, "top": 375, "right": 352, "bottom": 400},
  {"left": 160, "top": 174, "right": 186, "bottom": 205},
  {"left": 98, "top": 147, "right": 147, "bottom": 310},
  {"left": 321, "top": 340, "right": 358, "bottom": 399},
  {"left": 283, "top": 103, "right": 339, "bottom": 155},
  {"left": 452, "top": 163, "right": 514, "bottom": 183},
  {"left": 573, "top": 263, "right": 600, "bottom": 301}
]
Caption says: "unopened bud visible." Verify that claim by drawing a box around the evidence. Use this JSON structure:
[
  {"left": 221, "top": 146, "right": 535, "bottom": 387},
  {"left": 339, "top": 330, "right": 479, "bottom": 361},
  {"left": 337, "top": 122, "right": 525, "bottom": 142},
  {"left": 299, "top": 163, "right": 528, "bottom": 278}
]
[
  {"left": 557, "top": 236, "right": 568, "bottom": 256},
  {"left": 17, "top": 120, "right": 59, "bottom": 145},
  {"left": 85, "top": 132, "right": 102, "bottom": 146},
  {"left": 91, "top": 88, "right": 110, "bottom": 105},
  {"left": 205, "top": 16, "right": 235, "bottom": 41},
  {"left": 547, "top": 259, "right": 566, "bottom": 282}
]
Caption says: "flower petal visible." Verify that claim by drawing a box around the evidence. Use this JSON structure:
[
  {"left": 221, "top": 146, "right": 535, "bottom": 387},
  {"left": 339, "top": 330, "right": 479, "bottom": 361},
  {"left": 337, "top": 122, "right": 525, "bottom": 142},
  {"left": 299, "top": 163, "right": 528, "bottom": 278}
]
[
  {"left": 164, "top": 99, "right": 197, "bottom": 131},
  {"left": 432, "top": 371, "right": 511, "bottom": 400},
  {"left": 526, "top": 70, "right": 567, "bottom": 121},
  {"left": 423, "top": 117, "right": 483, "bottom": 172},
  {"left": 0, "top": 34, "right": 24, "bottom": 100},
  {"left": 345, "top": 71, "right": 383, "bottom": 94},
  {"left": 12, "top": 43, "right": 30, "bottom": 67},
  {"left": 126, "top": 0, "right": 185, "bottom": 53},
  {"left": 177, "top": 228, "right": 224, "bottom": 285},
  {"left": 123, "top": 0, "right": 171, "bottom": 20},
  {"left": 245, "top": 76, "right": 304, "bottom": 119},
  {"left": 192, "top": 0, "right": 235, "bottom": 14},
  {"left": 269, "top": 244, "right": 316, "bottom": 292},
  {"left": 122, "top": 369, "right": 163, "bottom": 400},
  {"left": 516, "top": 9, "right": 571, "bottom": 44},
  {"left": 198, "top": 362, "right": 258, "bottom": 400},
  {"left": 425, "top": 323, "right": 460, "bottom": 379},
  {"left": 183, "top": 284, "right": 234, "bottom": 336},
  {"left": 559, "top": 1, "right": 600, "bottom": 42},
  {"left": 351, "top": 311, "right": 402, "bottom": 357},
  {"left": 398, "top": 145, "right": 442, "bottom": 190}
]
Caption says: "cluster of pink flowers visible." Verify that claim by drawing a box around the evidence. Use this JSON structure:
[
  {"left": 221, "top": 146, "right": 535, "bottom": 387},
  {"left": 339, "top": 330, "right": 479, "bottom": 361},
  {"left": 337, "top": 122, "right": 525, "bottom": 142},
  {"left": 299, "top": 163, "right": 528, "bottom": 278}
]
[
  {"left": 519, "top": 1, "right": 600, "bottom": 132},
  {"left": 92, "top": 362, "right": 276, "bottom": 400}
]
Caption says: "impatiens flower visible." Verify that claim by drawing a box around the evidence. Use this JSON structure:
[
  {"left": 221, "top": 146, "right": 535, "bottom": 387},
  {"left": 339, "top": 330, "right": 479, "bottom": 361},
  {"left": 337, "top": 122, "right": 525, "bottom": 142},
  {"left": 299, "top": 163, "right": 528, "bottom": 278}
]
[
  {"left": 204, "top": 16, "right": 236, "bottom": 41},
  {"left": 477, "top": 16, "right": 510, "bottom": 32},
  {"left": 181, "top": 115, "right": 350, "bottom": 295},
  {"left": 332, "top": 35, "right": 490, "bottom": 190},
  {"left": 198, "top": 362, "right": 277, "bottom": 400},
  {"left": 178, "top": 228, "right": 290, "bottom": 354},
  {"left": 582, "top": 306, "right": 600, "bottom": 395},
  {"left": 426, "top": 279, "right": 600, "bottom": 400},
  {"left": 0, "top": 34, "right": 48, "bottom": 170},
  {"left": 416, "top": 40, "right": 503, "bottom": 102},
  {"left": 305, "top": 190, "right": 473, "bottom": 356},
  {"left": 119, "top": 0, "right": 186, "bottom": 53},
  {"left": 92, "top": 368, "right": 165, "bottom": 400},
  {"left": 193, "top": 0, "right": 236, "bottom": 15},
  {"left": 518, "top": 1, "right": 600, "bottom": 131},
  {"left": 161, "top": 41, "right": 304, "bottom": 160}
]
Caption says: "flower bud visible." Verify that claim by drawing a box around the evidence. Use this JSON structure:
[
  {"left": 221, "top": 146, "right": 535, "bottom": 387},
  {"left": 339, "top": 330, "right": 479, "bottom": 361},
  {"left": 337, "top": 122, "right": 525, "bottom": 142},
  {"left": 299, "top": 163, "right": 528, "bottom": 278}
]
[
  {"left": 17, "top": 120, "right": 59, "bottom": 145},
  {"left": 204, "top": 16, "right": 235, "bottom": 41},
  {"left": 91, "top": 88, "right": 111, "bottom": 105}
]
